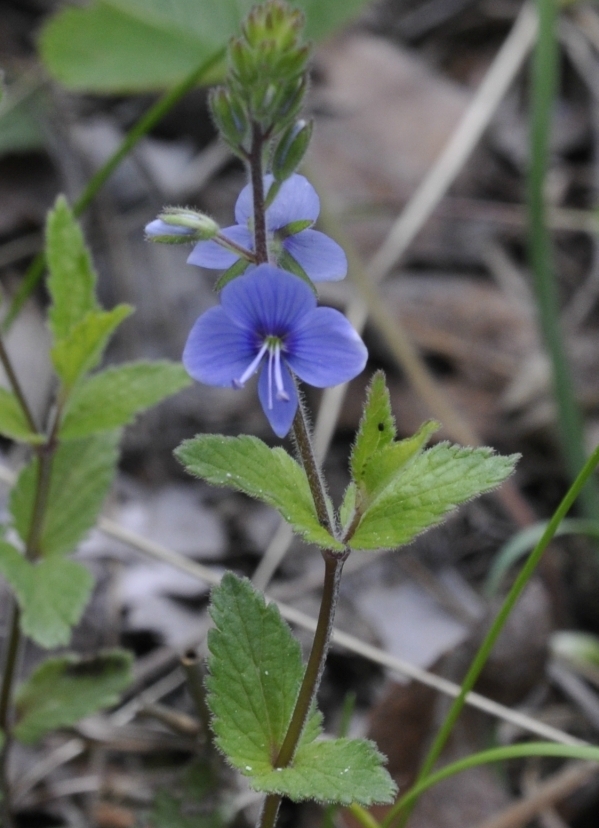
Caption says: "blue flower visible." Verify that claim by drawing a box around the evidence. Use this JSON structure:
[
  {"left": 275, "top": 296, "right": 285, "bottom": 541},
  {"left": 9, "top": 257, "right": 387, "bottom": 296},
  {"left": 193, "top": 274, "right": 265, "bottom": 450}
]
[
  {"left": 183, "top": 265, "right": 367, "bottom": 436},
  {"left": 187, "top": 174, "right": 347, "bottom": 282}
]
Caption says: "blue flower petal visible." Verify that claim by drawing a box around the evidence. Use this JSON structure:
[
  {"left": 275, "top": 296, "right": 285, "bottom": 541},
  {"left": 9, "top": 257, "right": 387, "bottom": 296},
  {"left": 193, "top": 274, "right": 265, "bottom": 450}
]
[
  {"left": 183, "top": 306, "right": 257, "bottom": 386},
  {"left": 284, "top": 229, "right": 347, "bottom": 282},
  {"left": 286, "top": 307, "right": 368, "bottom": 387},
  {"left": 145, "top": 219, "right": 194, "bottom": 238},
  {"left": 187, "top": 225, "right": 253, "bottom": 269},
  {"left": 234, "top": 174, "right": 319, "bottom": 231},
  {"left": 220, "top": 265, "right": 316, "bottom": 333},
  {"left": 258, "top": 360, "right": 298, "bottom": 437}
]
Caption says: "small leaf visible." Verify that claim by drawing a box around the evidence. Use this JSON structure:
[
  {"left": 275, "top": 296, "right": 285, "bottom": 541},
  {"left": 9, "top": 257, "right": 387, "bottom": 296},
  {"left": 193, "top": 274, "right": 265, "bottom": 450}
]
[
  {"left": 176, "top": 435, "right": 343, "bottom": 551},
  {"left": 252, "top": 737, "right": 396, "bottom": 805},
  {"left": 14, "top": 649, "right": 133, "bottom": 744},
  {"left": 350, "top": 371, "right": 396, "bottom": 484},
  {"left": 339, "top": 482, "right": 356, "bottom": 534},
  {"left": 10, "top": 431, "right": 120, "bottom": 556},
  {"left": 207, "top": 573, "right": 321, "bottom": 776},
  {"left": 60, "top": 361, "right": 190, "bottom": 439},
  {"left": 0, "top": 543, "right": 93, "bottom": 648},
  {"left": 0, "top": 388, "right": 43, "bottom": 444},
  {"left": 51, "top": 305, "right": 133, "bottom": 390},
  {"left": 350, "top": 444, "right": 519, "bottom": 551},
  {"left": 46, "top": 196, "right": 99, "bottom": 341}
]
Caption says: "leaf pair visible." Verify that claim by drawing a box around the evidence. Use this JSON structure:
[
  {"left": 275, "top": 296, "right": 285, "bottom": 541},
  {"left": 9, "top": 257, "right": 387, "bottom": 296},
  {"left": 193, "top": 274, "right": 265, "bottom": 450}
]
[{"left": 207, "top": 573, "right": 396, "bottom": 805}]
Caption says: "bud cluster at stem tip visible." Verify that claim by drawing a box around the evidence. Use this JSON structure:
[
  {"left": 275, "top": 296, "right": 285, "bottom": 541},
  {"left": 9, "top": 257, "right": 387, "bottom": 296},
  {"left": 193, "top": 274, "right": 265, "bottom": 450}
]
[{"left": 210, "top": 0, "right": 313, "bottom": 181}]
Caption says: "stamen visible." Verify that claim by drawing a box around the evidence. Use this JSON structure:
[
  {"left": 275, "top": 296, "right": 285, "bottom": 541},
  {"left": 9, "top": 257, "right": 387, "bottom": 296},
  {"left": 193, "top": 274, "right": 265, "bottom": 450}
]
[
  {"left": 267, "top": 349, "right": 274, "bottom": 409},
  {"left": 273, "top": 344, "right": 290, "bottom": 401},
  {"left": 234, "top": 341, "right": 268, "bottom": 388}
]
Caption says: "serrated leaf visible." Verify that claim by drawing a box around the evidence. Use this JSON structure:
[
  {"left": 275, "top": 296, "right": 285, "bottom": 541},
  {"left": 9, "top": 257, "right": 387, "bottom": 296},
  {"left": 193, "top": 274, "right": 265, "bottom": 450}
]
[
  {"left": 207, "top": 573, "right": 321, "bottom": 776},
  {"left": 253, "top": 737, "right": 396, "bottom": 805},
  {"left": 60, "top": 361, "right": 191, "bottom": 439},
  {"left": 350, "top": 444, "right": 519, "bottom": 551},
  {"left": 0, "top": 542, "right": 93, "bottom": 648},
  {"left": 0, "top": 388, "right": 43, "bottom": 444},
  {"left": 46, "top": 196, "right": 99, "bottom": 341},
  {"left": 51, "top": 305, "right": 133, "bottom": 390},
  {"left": 10, "top": 431, "right": 120, "bottom": 556},
  {"left": 350, "top": 371, "right": 396, "bottom": 484},
  {"left": 176, "top": 435, "right": 342, "bottom": 551},
  {"left": 14, "top": 649, "right": 133, "bottom": 744},
  {"left": 359, "top": 420, "right": 440, "bottom": 505},
  {"left": 40, "top": 0, "right": 372, "bottom": 93}
]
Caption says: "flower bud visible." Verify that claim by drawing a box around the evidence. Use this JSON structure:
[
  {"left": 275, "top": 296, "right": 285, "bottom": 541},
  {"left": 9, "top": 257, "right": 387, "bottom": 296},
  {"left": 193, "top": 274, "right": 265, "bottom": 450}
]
[
  {"left": 210, "top": 87, "right": 249, "bottom": 153},
  {"left": 145, "top": 210, "right": 219, "bottom": 244},
  {"left": 272, "top": 119, "right": 313, "bottom": 181}
]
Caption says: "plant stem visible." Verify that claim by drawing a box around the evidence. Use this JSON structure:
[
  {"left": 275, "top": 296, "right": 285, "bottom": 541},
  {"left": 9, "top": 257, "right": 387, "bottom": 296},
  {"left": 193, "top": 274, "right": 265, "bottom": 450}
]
[
  {"left": 0, "top": 336, "right": 38, "bottom": 433},
  {"left": 259, "top": 552, "right": 346, "bottom": 828},
  {"left": 292, "top": 398, "right": 335, "bottom": 536},
  {"left": 0, "top": 602, "right": 20, "bottom": 828},
  {"left": 249, "top": 122, "right": 269, "bottom": 263},
  {"left": 528, "top": 0, "right": 599, "bottom": 515},
  {"left": 383, "top": 441, "right": 599, "bottom": 828},
  {"left": 3, "top": 48, "right": 226, "bottom": 332}
]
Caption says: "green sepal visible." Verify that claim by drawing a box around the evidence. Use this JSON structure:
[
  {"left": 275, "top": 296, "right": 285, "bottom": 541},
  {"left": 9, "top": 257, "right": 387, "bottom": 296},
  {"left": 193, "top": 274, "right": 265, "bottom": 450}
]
[
  {"left": 207, "top": 573, "right": 322, "bottom": 775},
  {"left": 213, "top": 256, "right": 252, "bottom": 291},
  {"left": 277, "top": 218, "right": 313, "bottom": 238},
  {"left": 277, "top": 248, "right": 317, "bottom": 293},
  {"left": 176, "top": 435, "right": 343, "bottom": 551},
  {"left": 0, "top": 388, "right": 43, "bottom": 444},
  {"left": 0, "top": 542, "right": 93, "bottom": 648},
  {"left": 10, "top": 431, "right": 121, "bottom": 557},
  {"left": 51, "top": 304, "right": 133, "bottom": 391},
  {"left": 59, "top": 361, "right": 190, "bottom": 439},
  {"left": 46, "top": 195, "right": 99, "bottom": 342},
  {"left": 14, "top": 649, "right": 133, "bottom": 744}
]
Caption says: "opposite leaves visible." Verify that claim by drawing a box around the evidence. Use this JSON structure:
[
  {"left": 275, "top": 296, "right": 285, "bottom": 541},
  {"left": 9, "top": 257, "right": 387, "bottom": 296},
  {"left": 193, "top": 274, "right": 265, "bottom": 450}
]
[
  {"left": 207, "top": 573, "right": 395, "bottom": 805},
  {"left": 176, "top": 435, "right": 342, "bottom": 551}
]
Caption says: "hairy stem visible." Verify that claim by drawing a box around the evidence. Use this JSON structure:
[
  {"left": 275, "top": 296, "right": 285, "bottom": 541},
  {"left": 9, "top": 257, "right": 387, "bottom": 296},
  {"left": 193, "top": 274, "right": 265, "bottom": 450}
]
[
  {"left": 259, "top": 552, "right": 346, "bottom": 828},
  {"left": 3, "top": 48, "right": 225, "bottom": 332},
  {"left": 0, "top": 603, "right": 20, "bottom": 828},
  {"left": 292, "top": 397, "right": 335, "bottom": 537},
  {"left": 249, "top": 122, "right": 269, "bottom": 264},
  {"left": 0, "top": 336, "right": 37, "bottom": 433}
]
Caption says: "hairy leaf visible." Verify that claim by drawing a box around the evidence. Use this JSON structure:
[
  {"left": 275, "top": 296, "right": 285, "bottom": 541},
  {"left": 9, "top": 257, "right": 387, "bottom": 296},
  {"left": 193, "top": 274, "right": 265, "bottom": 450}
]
[
  {"left": 253, "top": 737, "right": 396, "bottom": 805},
  {"left": 0, "top": 388, "right": 43, "bottom": 444},
  {"left": 51, "top": 305, "right": 133, "bottom": 390},
  {"left": 14, "top": 650, "right": 133, "bottom": 744},
  {"left": 0, "top": 543, "right": 93, "bottom": 648},
  {"left": 350, "top": 371, "right": 396, "bottom": 484},
  {"left": 10, "top": 431, "right": 120, "bottom": 556},
  {"left": 60, "top": 361, "right": 190, "bottom": 439},
  {"left": 350, "top": 444, "right": 519, "bottom": 551},
  {"left": 176, "top": 435, "right": 342, "bottom": 551},
  {"left": 207, "top": 574, "right": 321, "bottom": 776},
  {"left": 46, "top": 196, "right": 99, "bottom": 341}
]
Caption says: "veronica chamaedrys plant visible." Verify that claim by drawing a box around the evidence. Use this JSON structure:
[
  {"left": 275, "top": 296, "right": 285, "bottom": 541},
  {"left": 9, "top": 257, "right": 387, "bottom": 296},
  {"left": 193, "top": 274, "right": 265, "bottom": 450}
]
[
  {"left": 183, "top": 264, "right": 367, "bottom": 436},
  {"left": 147, "top": 4, "right": 519, "bottom": 827}
]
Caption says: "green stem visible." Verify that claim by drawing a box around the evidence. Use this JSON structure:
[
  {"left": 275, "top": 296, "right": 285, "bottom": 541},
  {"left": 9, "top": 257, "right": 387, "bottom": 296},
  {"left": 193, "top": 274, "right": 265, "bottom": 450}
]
[
  {"left": 0, "top": 603, "right": 20, "bottom": 828},
  {"left": 3, "top": 48, "right": 226, "bottom": 332},
  {"left": 528, "top": 0, "right": 599, "bottom": 515},
  {"left": 383, "top": 441, "right": 599, "bottom": 828},
  {"left": 292, "top": 398, "right": 335, "bottom": 537},
  {"left": 249, "top": 122, "right": 268, "bottom": 263},
  {"left": 0, "top": 336, "right": 38, "bottom": 433}
]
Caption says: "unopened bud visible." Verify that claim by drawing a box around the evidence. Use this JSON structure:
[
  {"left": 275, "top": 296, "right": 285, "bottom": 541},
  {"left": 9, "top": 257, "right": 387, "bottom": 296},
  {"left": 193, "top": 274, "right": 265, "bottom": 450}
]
[
  {"left": 145, "top": 210, "right": 219, "bottom": 244},
  {"left": 272, "top": 119, "right": 313, "bottom": 181},
  {"left": 210, "top": 87, "right": 249, "bottom": 153}
]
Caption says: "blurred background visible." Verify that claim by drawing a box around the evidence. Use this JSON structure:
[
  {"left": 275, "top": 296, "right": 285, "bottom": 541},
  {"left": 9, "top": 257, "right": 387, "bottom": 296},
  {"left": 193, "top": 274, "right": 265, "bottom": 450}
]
[{"left": 3, "top": 0, "right": 599, "bottom": 826}]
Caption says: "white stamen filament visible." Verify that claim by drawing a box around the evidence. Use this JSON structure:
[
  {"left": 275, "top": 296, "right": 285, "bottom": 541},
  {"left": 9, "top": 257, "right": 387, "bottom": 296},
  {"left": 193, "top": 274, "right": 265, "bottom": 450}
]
[
  {"left": 234, "top": 341, "right": 269, "bottom": 388},
  {"left": 273, "top": 344, "right": 289, "bottom": 402}
]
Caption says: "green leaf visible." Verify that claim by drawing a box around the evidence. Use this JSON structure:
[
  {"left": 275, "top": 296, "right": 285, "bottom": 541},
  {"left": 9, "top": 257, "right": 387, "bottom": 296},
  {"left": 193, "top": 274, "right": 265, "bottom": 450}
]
[
  {"left": 10, "top": 431, "right": 120, "bottom": 556},
  {"left": 350, "top": 444, "right": 519, "bottom": 551},
  {"left": 207, "top": 573, "right": 321, "bottom": 776},
  {"left": 39, "top": 0, "right": 371, "bottom": 93},
  {"left": 350, "top": 371, "right": 397, "bottom": 484},
  {"left": 14, "top": 649, "right": 133, "bottom": 744},
  {"left": 0, "top": 388, "right": 43, "bottom": 444},
  {"left": 176, "top": 435, "right": 342, "bottom": 551},
  {"left": 253, "top": 738, "right": 396, "bottom": 805},
  {"left": 46, "top": 196, "right": 99, "bottom": 341},
  {"left": 0, "top": 85, "right": 46, "bottom": 156},
  {"left": 60, "top": 361, "right": 191, "bottom": 439},
  {"left": 51, "top": 305, "right": 133, "bottom": 390},
  {"left": 0, "top": 542, "right": 93, "bottom": 648}
]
